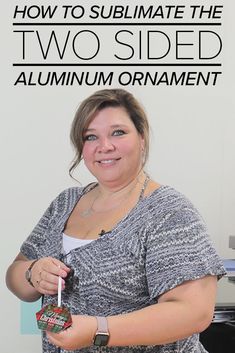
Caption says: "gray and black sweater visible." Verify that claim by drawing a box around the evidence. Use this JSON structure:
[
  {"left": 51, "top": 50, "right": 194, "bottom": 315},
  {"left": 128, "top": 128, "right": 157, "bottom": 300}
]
[{"left": 21, "top": 185, "right": 226, "bottom": 353}]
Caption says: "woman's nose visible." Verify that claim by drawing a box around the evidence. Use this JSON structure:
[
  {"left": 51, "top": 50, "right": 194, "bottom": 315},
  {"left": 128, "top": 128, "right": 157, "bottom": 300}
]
[{"left": 97, "top": 137, "right": 115, "bottom": 152}]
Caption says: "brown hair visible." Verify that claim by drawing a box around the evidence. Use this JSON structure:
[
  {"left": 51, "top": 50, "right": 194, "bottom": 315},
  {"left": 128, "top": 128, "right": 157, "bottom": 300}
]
[{"left": 69, "top": 88, "right": 149, "bottom": 177}]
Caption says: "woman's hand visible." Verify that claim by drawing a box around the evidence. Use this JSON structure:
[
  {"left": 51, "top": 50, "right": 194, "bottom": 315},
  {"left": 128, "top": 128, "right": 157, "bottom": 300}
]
[
  {"left": 47, "top": 315, "right": 97, "bottom": 350},
  {"left": 31, "top": 257, "right": 71, "bottom": 295},
  {"left": 6, "top": 252, "right": 71, "bottom": 301}
]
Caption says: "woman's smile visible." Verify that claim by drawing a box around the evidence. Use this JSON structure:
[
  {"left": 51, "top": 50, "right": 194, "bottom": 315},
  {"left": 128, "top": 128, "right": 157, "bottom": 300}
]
[{"left": 96, "top": 158, "right": 121, "bottom": 165}]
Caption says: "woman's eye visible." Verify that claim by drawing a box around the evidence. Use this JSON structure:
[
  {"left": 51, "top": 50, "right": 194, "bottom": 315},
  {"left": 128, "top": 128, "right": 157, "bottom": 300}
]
[
  {"left": 84, "top": 134, "right": 97, "bottom": 141},
  {"left": 112, "top": 130, "right": 126, "bottom": 136}
]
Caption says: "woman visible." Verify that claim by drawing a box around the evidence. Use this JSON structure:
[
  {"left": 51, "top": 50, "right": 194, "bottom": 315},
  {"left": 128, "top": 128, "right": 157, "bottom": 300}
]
[{"left": 6, "top": 89, "right": 225, "bottom": 352}]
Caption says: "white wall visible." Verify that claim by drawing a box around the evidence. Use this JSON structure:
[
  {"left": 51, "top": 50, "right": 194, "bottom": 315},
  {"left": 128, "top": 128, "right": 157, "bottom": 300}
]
[{"left": 1, "top": 1, "right": 235, "bottom": 352}]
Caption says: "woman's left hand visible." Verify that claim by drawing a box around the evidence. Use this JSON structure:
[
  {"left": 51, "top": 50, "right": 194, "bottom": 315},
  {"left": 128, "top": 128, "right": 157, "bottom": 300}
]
[{"left": 46, "top": 315, "right": 97, "bottom": 350}]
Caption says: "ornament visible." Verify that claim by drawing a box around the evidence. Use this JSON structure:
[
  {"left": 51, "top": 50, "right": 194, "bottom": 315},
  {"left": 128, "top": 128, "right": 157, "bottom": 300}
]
[{"left": 36, "top": 275, "right": 72, "bottom": 332}]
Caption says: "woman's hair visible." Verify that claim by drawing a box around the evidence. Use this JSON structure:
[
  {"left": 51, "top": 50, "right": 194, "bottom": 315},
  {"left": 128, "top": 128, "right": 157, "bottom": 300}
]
[{"left": 69, "top": 88, "right": 149, "bottom": 176}]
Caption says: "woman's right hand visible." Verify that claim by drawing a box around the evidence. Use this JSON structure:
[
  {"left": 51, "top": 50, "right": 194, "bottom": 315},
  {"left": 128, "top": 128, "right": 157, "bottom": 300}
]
[{"left": 30, "top": 257, "right": 71, "bottom": 295}]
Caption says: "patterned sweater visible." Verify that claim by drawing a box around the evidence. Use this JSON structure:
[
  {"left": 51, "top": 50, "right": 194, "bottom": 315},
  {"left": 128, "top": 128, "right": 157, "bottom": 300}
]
[{"left": 20, "top": 185, "right": 226, "bottom": 353}]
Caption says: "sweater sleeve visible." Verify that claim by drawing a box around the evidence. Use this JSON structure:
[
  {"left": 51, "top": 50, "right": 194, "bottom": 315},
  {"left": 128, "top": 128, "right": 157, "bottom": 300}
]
[
  {"left": 20, "top": 199, "right": 56, "bottom": 260},
  {"left": 20, "top": 187, "right": 83, "bottom": 260},
  {"left": 145, "top": 204, "right": 226, "bottom": 300}
]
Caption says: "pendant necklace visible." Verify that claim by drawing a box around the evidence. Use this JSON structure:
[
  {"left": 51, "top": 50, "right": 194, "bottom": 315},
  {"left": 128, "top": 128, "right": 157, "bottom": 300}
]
[
  {"left": 80, "top": 192, "right": 100, "bottom": 218},
  {"left": 80, "top": 173, "right": 149, "bottom": 218}
]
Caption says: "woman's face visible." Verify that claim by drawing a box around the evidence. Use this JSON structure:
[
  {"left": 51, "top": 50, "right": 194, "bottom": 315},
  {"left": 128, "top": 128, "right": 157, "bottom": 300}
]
[{"left": 82, "top": 106, "right": 145, "bottom": 188}]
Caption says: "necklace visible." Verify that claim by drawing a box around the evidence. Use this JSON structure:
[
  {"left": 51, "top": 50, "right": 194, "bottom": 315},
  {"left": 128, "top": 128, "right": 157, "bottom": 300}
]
[
  {"left": 80, "top": 173, "right": 149, "bottom": 218},
  {"left": 80, "top": 192, "right": 101, "bottom": 218}
]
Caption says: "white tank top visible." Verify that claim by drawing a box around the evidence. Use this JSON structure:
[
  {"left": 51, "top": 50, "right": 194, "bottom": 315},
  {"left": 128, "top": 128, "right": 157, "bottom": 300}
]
[{"left": 62, "top": 233, "right": 94, "bottom": 255}]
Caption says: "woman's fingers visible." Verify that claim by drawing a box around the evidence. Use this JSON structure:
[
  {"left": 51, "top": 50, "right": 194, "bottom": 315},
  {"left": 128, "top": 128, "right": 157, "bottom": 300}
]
[
  {"left": 40, "top": 257, "right": 70, "bottom": 277},
  {"left": 31, "top": 257, "right": 70, "bottom": 294},
  {"left": 37, "top": 272, "right": 65, "bottom": 291}
]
